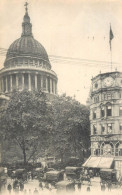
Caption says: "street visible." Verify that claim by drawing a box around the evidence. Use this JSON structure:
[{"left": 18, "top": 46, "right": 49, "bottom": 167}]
[{"left": 0, "top": 177, "right": 122, "bottom": 195}]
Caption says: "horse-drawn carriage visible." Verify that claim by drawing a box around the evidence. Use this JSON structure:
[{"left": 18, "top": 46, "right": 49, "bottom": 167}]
[
  {"left": 65, "top": 167, "right": 82, "bottom": 180},
  {"left": 45, "top": 170, "right": 64, "bottom": 183}
]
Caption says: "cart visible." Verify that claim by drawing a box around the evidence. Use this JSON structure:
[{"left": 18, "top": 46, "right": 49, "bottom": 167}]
[
  {"left": 46, "top": 170, "right": 64, "bottom": 183},
  {"left": 65, "top": 166, "right": 82, "bottom": 180}
]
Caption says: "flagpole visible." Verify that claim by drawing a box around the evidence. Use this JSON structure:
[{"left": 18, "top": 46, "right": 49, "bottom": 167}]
[{"left": 111, "top": 44, "right": 112, "bottom": 72}]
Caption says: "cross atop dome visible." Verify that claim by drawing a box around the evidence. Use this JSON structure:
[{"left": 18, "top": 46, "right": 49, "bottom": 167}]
[
  {"left": 24, "top": 2, "right": 28, "bottom": 13},
  {"left": 22, "top": 2, "right": 32, "bottom": 37}
]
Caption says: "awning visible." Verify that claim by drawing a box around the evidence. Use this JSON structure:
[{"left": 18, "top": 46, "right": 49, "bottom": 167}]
[
  {"left": 97, "top": 157, "right": 113, "bottom": 168},
  {"left": 82, "top": 156, "right": 114, "bottom": 169}
]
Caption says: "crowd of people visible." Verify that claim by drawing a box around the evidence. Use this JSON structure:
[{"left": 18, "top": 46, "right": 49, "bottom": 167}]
[{"left": 0, "top": 166, "right": 121, "bottom": 195}]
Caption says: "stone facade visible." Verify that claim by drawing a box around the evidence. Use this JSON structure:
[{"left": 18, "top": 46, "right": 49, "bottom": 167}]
[{"left": 90, "top": 71, "right": 122, "bottom": 178}]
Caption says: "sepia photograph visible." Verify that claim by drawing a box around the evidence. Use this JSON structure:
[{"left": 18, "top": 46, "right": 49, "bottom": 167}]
[{"left": 0, "top": 0, "right": 122, "bottom": 194}]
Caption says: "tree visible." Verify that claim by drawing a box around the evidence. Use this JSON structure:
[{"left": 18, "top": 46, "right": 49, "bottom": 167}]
[
  {"left": 51, "top": 94, "right": 90, "bottom": 163},
  {"left": 0, "top": 90, "right": 54, "bottom": 165}
]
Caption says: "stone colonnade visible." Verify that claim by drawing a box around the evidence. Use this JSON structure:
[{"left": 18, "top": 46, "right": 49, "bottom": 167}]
[{"left": 0, "top": 72, "right": 57, "bottom": 94}]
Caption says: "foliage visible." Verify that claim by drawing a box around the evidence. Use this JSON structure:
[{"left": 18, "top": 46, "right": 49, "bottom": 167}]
[
  {"left": 0, "top": 90, "right": 54, "bottom": 164},
  {"left": 51, "top": 94, "right": 90, "bottom": 162},
  {"left": 0, "top": 91, "right": 90, "bottom": 165}
]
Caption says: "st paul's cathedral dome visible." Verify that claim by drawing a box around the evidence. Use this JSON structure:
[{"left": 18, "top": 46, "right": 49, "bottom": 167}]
[{"left": 0, "top": 3, "right": 57, "bottom": 99}]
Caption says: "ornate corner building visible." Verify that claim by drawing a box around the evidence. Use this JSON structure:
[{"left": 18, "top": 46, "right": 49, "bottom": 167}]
[
  {"left": 0, "top": 5, "right": 58, "bottom": 102},
  {"left": 83, "top": 71, "right": 122, "bottom": 178}
]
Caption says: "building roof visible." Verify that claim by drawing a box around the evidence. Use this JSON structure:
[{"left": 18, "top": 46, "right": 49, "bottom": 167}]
[{"left": 6, "top": 36, "right": 50, "bottom": 63}]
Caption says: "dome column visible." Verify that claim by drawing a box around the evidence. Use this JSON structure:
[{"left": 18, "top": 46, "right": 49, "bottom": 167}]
[
  {"left": 16, "top": 74, "right": 19, "bottom": 89},
  {"left": 50, "top": 78, "right": 52, "bottom": 93},
  {"left": 35, "top": 74, "right": 37, "bottom": 90},
  {"left": 28, "top": 73, "right": 31, "bottom": 91},
  {"left": 52, "top": 79, "right": 54, "bottom": 94},
  {"left": 5, "top": 76, "right": 8, "bottom": 93},
  {"left": 1, "top": 78, "right": 4, "bottom": 92},
  {"left": 10, "top": 75, "right": 12, "bottom": 92},
  {"left": 41, "top": 75, "right": 43, "bottom": 90},
  {"left": 46, "top": 77, "right": 48, "bottom": 92},
  {"left": 22, "top": 74, "right": 24, "bottom": 90},
  {"left": 55, "top": 81, "right": 57, "bottom": 94},
  {"left": 53, "top": 80, "right": 56, "bottom": 94}
]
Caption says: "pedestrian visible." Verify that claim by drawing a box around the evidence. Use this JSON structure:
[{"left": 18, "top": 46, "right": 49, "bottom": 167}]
[
  {"left": 7, "top": 184, "right": 12, "bottom": 194},
  {"left": 49, "top": 183, "right": 52, "bottom": 191},
  {"left": 87, "top": 175, "right": 91, "bottom": 185},
  {"left": 13, "top": 179, "right": 18, "bottom": 190},
  {"left": 78, "top": 181, "right": 81, "bottom": 191},
  {"left": 86, "top": 186, "right": 90, "bottom": 192},
  {"left": 33, "top": 188, "right": 39, "bottom": 194},
  {"left": 107, "top": 182, "right": 112, "bottom": 191},
  {"left": 101, "top": 182, "right": 106, "bottom": 191},
  {"left": 39, "top": 182, "right": 43, "bottom": 190},
  {"left": 45, "top": 182, "right": 49, "bottom": 189},
  {"left": 20, "top": 182, "right": 24, "bottom": 191}
]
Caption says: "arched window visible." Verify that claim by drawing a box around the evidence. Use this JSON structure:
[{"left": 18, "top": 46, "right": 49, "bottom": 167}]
[
  {"left": 101, "top": 107, "right": 105, "bottom": 117},
  {"left": 107, "top": 104, "right": 112, "bottom": 116},
  {"left": 115, "top": 142, "right": 119, "bottom": 156},
  {"left": 100, "top": 142, "right": 105, "bottom": 155},
  {"left": 103, "top": 144, "right": 112, "bottom": 155},
  {"left": 92, "top": 143, "right": 100, "bottom": 156},
  {"left": 101, "top": 143, "right": 114, "bottom": 156}
]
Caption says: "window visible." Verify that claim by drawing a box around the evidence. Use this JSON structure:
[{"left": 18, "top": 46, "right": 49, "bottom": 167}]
[
  {"left": 118, "top": 144, "right": 122, "bottom": 156},
  {"left": 119, "top": 149, "right": 122, "bottom": 156},
  {"left": 101, "top": 125, "right": 105, "bottom": 134},
  {"left": 119, "top": 107, "right": 122, "bottom": 116},
  {"left": 120, "top": 124, "right": 122, "bottom": 131},
  {"left": 35, "top": 60, "right": 38, "bottom": 65},
  {"left": 94, "top": 96, "right": 99, "bottom": 103},
  {"left": 93, "top": 110, "right": 96, "bottom": 119},
  {"left": 96, "top": 96, "right": 99, "bottom": 102},
  {"left": 94, "top": 97, "right": 96, "bottom": 103},
  {"left": 103, "top": 93, "right": 114, "bottom": 100},
  {"left": 107, "top": 123, "right": 112, "bottom": 134},
  {"left": 30, "top": 59, "right": 33, "bottom": 65},
  {"left": 95, "top": 82, "right": 98, "bottom": 88},
  {"left": 25, "top": 59, "right": 28, "bottom": 64},
  {"left": 101, "top": 107, "right": 105, "bottom": 117},
  {"left": 107, "top": 93, "right": 111, "bottom": 100},
  {"left": 19, "top": 59, "right": 23, "bottom": 64},
  {"left": 93, "top": 125, "right": 97, "bottom": 135},
  {"left": 15, "top": 60, "right": 18, "bottom": 64},
  {"left": 119, "top": 92, "right": 122, "bottom": 99},
  {"left": 104, "top": 94, "right": 107, "bottom": 100},
  {"left": 107, "top": 105, "right": 112, "bottom": 116}
]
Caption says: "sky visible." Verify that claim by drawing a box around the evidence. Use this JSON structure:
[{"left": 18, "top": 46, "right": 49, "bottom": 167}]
[{"left": 0, "top": 0, "right": 122, "bottom": 104}]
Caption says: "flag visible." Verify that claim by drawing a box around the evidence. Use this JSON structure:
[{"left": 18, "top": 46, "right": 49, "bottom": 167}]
[{"left": 109, "top": 25, "right": 114, "bottom": 50}]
